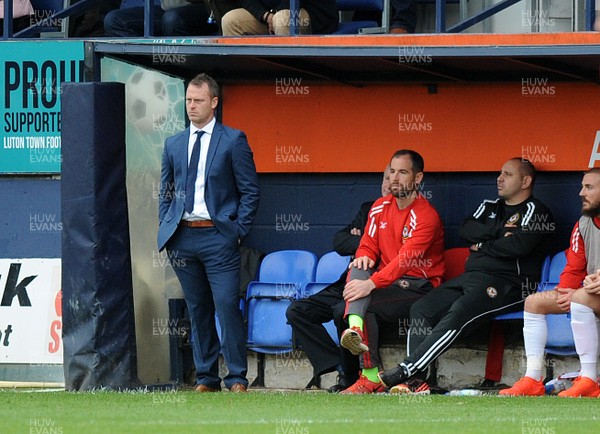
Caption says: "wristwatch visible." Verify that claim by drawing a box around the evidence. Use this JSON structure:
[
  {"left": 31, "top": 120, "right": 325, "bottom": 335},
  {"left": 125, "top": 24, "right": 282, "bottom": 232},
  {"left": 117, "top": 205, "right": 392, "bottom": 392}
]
[{"left": 262, "top": 9, "right": 276, "bottom": 23}]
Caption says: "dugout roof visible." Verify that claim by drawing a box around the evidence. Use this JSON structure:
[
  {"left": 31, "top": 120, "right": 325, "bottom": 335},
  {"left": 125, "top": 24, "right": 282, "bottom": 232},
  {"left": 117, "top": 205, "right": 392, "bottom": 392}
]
[{"left": 91, "top": 33, "right": 600, "bottom": 85}]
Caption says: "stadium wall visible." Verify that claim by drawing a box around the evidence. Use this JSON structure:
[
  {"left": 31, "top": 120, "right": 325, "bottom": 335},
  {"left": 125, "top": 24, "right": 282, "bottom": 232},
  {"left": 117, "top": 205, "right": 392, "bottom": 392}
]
[
  {"left": 0, "top": 35, "right": 590, "bottom": 386},
  {"left": 0, "top": 170, "right": 583, "bottom": 385},
  {"left": 0, "top": 171, "right": 581, "bottom": 260}
]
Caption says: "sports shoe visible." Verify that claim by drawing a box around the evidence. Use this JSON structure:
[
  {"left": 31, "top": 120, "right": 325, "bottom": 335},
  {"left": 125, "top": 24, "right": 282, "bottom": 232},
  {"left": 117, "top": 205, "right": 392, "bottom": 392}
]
[
  {"left": 390, "top": 378, "right": 431, "bottom": 395},
  {"left": 498, "top": 376, "right": 544, "bottom": 396},
  {"left": 327, "top": 374, "right": 356, "bottom": 393},
  {"left": 378, "top": 364, "right": 409, "bottom": 389},
  {"left": 339, "top": 374, "right": 385, "bottom": 395},
  {"left": 340, "top": 326, "right": 368, "bottom": 356},
  {"left": 558, "top": 376, "right": 600, "bottom": 398}
]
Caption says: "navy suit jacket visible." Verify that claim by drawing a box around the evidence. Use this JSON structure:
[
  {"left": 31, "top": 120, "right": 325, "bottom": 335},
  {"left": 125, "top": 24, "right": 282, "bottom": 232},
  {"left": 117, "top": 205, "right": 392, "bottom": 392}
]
[{"left": 157, "top": 122, "right": 260, "bottom": 251}]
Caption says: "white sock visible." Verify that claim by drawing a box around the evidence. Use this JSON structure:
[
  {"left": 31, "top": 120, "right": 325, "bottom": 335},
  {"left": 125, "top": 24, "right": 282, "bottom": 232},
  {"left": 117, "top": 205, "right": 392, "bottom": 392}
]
[
  {"left": 523, "top": 311, "right": 547, "bottom": 380},
  {"left": 571, "top": 302, "right": 599, "bottom": 380}
]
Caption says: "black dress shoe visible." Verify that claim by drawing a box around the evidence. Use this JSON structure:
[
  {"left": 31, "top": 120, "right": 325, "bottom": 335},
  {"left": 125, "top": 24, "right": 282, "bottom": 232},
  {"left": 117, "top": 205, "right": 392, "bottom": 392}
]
[
  {"left": 327, "top": 374, "right": 355, "bottom": 393},
  {"left": 327, "top": 383, "right": 347, "bottom": 393}
]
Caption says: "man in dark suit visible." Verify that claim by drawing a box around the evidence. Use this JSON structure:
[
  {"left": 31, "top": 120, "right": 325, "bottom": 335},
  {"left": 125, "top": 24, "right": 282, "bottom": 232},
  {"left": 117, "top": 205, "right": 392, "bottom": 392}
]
[{"left": 158, "top": 73, "right": 260, "bottom": 393}]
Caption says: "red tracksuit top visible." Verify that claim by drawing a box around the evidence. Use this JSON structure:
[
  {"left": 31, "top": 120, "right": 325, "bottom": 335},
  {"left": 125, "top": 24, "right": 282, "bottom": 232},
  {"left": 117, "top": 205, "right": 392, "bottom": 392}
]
[
  {"left": 355, "top": 194, "right": 445, "bottom": 289},
  {"left": 559, "top": 216, "right": 600, "bottom": 288}
]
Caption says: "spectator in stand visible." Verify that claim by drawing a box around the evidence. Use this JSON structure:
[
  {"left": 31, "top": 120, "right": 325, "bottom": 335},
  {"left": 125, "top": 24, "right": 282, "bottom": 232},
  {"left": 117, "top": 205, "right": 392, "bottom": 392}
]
[
  {"left": 221, "top": 0, "right": 338, "bottom": 36},
  {"left": 501, "top": 168, "right": 600, "bottom": 398},
  {"left": 337, "top": 149, "right": 446, "bottom": 394},
  {"left": 0, "top": 0, "right": 34, "bottom": 35},
  {"left": 390, "top": 0, "right": 417, "bottom": 33},
  {"left": 378, "top": 158, "right": 554, "bottom": 393},
  {"left": 286, "top": 165, "right": 391, "bottom": 393},
  {"left": 105, "top": 0, "right": 235, "bottom": 37}
]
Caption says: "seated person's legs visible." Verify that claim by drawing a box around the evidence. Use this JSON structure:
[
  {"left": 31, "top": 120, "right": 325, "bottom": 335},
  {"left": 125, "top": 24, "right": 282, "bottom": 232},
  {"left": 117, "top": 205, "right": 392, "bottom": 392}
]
[
  {"left": 340, "top": 273, "right": 432, "bottom": 394},
  {"left": 286, "top": 281, "right": 345, "bottom": 379},
  {"left": 104, "top": 6, "right": 164, "bottom": 37},
  {"left": 390, "top": 0, "right": 417, "bottom": 33},
  {"left": 380, "top": 273, "right": 523, "bottom": 390},
  {"left": 161, "top": 4, "right": 218, "bottom": 36},
  {"left": 332, "top": 300, "right": 360, "bottom": 389},
  {"left": 558, "top": 288, "right": 600, "bottom": 397},
  {"left": 340, "top": 265, "right": 373, "bottom": 356},
  {"left": 221, "top": 8, "right": 268, "bottom": 36},
  {"left": 501, "top": 289, "right": 569, "bottom": 396},
  {"left": 272, "top": 9, "right": 311, "bottom": 35}
]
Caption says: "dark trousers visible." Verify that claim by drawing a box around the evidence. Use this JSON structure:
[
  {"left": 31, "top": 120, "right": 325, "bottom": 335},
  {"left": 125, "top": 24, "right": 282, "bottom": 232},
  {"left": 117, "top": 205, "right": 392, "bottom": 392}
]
[
  {"left": 286, "top": 279, "right": 359, "bottom": 383},
  {"left": 402, "top": 271, "right": 524, "bottom": 375},
  {"left": 167, "top": 226, "right": 247, "bottom": 389},
  {"left": 344, "top": 267, "right": 432, "bottom": 369},
  {"left": 0, "top": 15, "right": 31, "bottom": 36},
  {"left": 104, "top": 5, "right": 217, "bottom": 37},
  {"left": 390, "top": 0, "right": 417, "bottom": 33}
]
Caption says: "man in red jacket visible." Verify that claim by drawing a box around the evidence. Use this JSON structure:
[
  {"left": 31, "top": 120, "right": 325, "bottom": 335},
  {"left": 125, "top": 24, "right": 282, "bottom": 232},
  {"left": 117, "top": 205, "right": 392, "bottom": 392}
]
[
  {"left": 500, "top": 168, "right": 600, "bottom": 397},
  {"left": 339, "top": 149, "right": 446, "bottom": 394}
]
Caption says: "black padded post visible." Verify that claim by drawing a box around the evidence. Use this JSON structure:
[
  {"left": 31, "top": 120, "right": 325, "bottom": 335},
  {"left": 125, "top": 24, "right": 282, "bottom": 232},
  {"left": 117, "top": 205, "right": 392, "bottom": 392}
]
[{"left": 61, "top": 82, "right": 138, "bottom": 390}]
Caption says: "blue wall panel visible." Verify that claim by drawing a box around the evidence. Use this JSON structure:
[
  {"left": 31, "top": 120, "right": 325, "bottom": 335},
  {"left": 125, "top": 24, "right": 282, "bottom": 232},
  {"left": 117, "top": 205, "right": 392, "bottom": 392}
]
[
  {"left": 247, "top": 171, "right": 582, "bottom": 258},
  {"left": 0, "top": 178, "right": 61, "bottom": 258},
  {"left": 0, "top": 171, "right": 583, "bottom": 260}
]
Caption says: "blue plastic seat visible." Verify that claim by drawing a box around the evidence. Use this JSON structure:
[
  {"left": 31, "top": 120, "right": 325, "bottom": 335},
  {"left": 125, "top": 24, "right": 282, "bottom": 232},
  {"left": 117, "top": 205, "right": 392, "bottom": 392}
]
[
  {"left": 301, "top": 250, "right": 350, "bottom": 298},
  {"left": 255, "top": 250, "right": 317, "bottom": 283},
  {"left": 333, "top": 0, "right": 389, "bottom": 34},
  {"left": 246, "top": 282, "right": 298, "bottom": 353},
  {"left": 546, "top": 250, "right": 567, "bottom": 283},
  {"left": 245, "top": 250, "right": 317, "bottom": 354},
  {"left": 542, "top": 251, "right": 575, "bottom": 356},
  {"left": 494, "top": 254, "right": 552, "bottom": 321},
  {"left": 300, "top": 251, "right": 350, "bottom": 345},
  {"left": 493, "top": 250, "right": 574, "bottom": 356}
]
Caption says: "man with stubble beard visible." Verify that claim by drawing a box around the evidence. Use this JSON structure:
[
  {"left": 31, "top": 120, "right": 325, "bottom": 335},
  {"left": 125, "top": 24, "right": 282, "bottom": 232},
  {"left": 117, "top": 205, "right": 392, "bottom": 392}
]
[
  {"left": 501, "top": 168, "right": 600, "bottom": 397},
  {"left": 337, "top": 149, "right": 446, "bottom": 394}
]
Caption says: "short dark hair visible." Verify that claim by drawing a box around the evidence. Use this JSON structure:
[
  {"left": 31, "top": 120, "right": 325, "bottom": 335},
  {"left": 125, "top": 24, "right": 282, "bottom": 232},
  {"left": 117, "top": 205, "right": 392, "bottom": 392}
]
[
  {"left": 511, "top": 157, "right": 536, "bottom": 186},
  {"left": 585, "top": 167, "right": 600, "bottom": 177},
  {"left": 188, "top": 73, "right": 219, "bottom": 99},
  {"left": 390, "top": 149, "right": 424, "bottom": 173}
]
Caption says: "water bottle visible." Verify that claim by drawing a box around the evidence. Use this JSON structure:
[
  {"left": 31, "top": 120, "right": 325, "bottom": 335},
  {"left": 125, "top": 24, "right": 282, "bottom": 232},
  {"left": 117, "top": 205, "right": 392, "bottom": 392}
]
[
  {"left": 448, "top": 389, "right": 483, "bottom": 396},
  {"left": 557, "top": 371, "right": 579, "bottom": 382},
  {"left": 544, "top": 378, "right": 567, "bottom": 395}
]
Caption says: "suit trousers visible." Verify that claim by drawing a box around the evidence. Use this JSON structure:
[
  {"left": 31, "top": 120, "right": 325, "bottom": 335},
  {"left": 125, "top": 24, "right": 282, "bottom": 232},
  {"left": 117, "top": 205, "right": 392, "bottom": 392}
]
[{"left": 167, "top": 225, "right": 247, "bottom": 389}]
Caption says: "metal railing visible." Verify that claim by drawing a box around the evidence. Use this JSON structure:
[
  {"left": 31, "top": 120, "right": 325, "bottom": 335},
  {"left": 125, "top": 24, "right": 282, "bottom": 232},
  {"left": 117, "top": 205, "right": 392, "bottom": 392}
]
[{"left": 2, "top": 0, "right": 596, "bottom": 39}]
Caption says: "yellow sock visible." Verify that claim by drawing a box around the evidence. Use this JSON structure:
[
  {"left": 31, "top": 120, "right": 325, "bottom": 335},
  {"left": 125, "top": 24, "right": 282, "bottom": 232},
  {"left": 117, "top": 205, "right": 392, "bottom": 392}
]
[{"left": 348, "top": 314, "right": 363, "bottom": 330}]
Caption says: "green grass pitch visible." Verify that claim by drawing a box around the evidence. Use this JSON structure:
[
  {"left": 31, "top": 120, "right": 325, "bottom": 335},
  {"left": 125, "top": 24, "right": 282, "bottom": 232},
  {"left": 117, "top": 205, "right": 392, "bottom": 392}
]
[{"left": 2, "top": 389, "right": 600, "bottom": 434}]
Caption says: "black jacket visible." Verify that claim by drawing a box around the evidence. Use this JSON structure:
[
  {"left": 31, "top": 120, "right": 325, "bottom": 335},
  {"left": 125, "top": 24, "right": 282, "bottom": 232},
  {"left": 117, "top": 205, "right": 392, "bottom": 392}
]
[
  {"left": 330, "top": 201, "right": 374, "bottom": 283},
  {"left": 333, "top": 201, "right": 373, "bottom": 257},
  {"left": 459, "top": 196, "right": 554, "bottom": 285}
]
